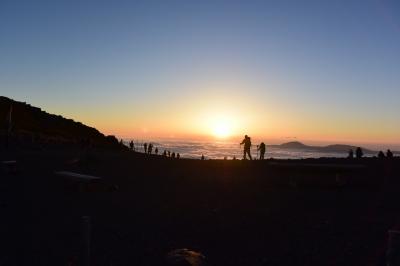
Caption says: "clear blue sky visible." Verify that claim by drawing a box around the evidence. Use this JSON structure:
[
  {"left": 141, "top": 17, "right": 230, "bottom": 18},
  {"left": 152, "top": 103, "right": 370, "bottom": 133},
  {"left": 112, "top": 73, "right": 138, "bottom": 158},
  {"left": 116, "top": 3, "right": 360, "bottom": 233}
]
[{"left": 1, "top": 0, "right": 399, "bottom": 147}]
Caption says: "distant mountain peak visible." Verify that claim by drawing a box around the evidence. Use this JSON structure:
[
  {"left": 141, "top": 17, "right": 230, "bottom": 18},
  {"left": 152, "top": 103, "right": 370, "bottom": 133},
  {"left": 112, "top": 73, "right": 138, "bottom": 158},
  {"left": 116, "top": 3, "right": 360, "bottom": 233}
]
[
  {"left": 279, "top": 141, "right": 308, "bottom": 148},
  {"left": 269, "top": 141, "right": 375, "bottom": 154}
]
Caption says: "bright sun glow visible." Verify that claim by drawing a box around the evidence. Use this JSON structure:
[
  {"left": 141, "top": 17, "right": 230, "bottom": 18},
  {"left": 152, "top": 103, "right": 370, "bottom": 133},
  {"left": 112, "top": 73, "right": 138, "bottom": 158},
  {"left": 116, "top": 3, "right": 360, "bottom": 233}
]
[
  {"left": 211, "top": 116, "right": 234, "bottom": 138},
  {"left": 213, "top": 123, "right": 231, "bottom": 138},
  {"left": 197, "top": 106, "right": 242, "bottom": 139}
]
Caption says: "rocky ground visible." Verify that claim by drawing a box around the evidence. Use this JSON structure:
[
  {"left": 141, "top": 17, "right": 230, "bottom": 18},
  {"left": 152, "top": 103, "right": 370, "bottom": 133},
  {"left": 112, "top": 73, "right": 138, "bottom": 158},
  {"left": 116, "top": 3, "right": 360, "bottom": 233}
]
[{"left": 1, "top": 147, "right": 399, "bottom": 265}]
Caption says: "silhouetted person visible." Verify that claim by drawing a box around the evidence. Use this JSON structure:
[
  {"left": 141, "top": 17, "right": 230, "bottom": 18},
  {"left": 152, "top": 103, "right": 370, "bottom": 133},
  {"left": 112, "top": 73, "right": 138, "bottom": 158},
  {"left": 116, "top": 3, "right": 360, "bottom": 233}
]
[
  {"left": 171, "top": 152, "right": 176, "bottom": 159},
  {"left": 168, "top": 151, "right": 171, "bottom": 157},
  {"left": 201, "top": 154, "right": 205, "bottom": 160},
  {"left": 378, "top": 151, "right": 385, "bottom": 159},
  {"left": 177, "top": 153, "right": 180, "bottom": 159},
  {"left": 148, "top": 143, "right": 153, "bottom": 154},
  {"left": 144, "top": 143, "right": 148, "bottom": 153},
  {"left": 155, "top": 147, "right": 158, "bottom": 155},
  {"left": 129, "top": 140, "right": 134, "bottom": 150},
  {"left": 258, "top": 142, "right": 266, "bottom": 160},
  {"left": 387, "top": 149, "right": 394, "bottom": 159},
  {"left": 356, "top": 147, "right": 363, "bottom": 159},
  {"left": 240, "top": 135, "right": 252, "bottom": 160},
  {"left": 233, "top": 156, "right": 237, "bottom": 160},
  {"left": 348, "top": 149, "right": 354, "bottom": 159},
  {"left": 163, "top": 150, "right": 167, "bottom": 156}
]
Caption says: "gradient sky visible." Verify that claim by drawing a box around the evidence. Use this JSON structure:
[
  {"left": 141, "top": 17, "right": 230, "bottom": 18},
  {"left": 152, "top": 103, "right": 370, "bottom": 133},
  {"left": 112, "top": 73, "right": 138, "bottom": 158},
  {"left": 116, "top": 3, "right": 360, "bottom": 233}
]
[{"left": 1, "top": 0, "right": 399, "bottom": 148}]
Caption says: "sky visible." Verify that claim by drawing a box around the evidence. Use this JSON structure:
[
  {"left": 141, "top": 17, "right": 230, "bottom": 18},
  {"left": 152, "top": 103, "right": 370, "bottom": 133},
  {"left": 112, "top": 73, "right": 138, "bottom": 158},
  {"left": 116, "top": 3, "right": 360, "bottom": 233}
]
[{"left": 1, "top": 0, "right": 400, "bottom": 148}]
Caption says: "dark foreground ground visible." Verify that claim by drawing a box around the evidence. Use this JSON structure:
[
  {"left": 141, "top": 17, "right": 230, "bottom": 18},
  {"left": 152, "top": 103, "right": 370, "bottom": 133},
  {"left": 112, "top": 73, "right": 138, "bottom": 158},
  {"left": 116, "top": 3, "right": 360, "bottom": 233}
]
[{"left": 1, "top": 148, "right": 400, "bottom": 265}]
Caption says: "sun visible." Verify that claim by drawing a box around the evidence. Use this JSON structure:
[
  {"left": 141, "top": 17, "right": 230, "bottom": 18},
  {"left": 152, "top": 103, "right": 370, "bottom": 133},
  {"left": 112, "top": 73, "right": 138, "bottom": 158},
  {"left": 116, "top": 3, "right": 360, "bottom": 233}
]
[
  {"left": 200, "top": 110, "right": 238, "bottom": 139},
  {"left": 211, "top": 117, "right": 234, "bottom": 138},
  {"left": 213, "top": 124, "right": 231, "bottom": 138}
]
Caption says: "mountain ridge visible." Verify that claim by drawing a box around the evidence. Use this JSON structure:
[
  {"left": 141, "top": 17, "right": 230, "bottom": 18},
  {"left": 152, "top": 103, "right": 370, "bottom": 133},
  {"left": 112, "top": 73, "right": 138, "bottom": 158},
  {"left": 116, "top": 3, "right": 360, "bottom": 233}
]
[
  {"left": 268, "top": 141, "right": 376, "bottom": 154},
  {"left": 0, "top": 96, "right": 122, "bottom": 149}
]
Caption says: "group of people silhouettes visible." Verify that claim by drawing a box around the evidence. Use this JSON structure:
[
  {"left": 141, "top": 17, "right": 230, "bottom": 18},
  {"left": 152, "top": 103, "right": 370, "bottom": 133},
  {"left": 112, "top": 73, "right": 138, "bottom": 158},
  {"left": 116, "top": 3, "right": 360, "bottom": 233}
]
[
  {"left": 137, "top": 135, "right": 268, "bottom": 160},
  {"left": 348, "top": 147, "right": 364, "bottom": 159},
  {"left": 131, "top": 136, "right": 396, "bottom": 161},
  {"left": 240, "top": 135, "right": 266, "bottom": 160},
  {"left": 139, "top": 142, "right": 180, "bottom": 158},
  {"left": 162, "top": 149, "right": 180, "bottom": 159},
  {"left": 143, "top": 142, "right": 155, "bottom": 154},
  {"left": 378, "top": 149, "right": 393, "bottom": 159},
  {"left": 348, "top": 147, "right": 394, "bottom": 159}
]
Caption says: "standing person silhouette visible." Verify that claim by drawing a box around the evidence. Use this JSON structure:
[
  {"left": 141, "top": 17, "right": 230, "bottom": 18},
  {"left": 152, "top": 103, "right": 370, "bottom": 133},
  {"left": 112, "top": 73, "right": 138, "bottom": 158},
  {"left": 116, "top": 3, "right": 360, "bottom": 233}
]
[
  {"left": 258, "top": 142, "right": 266, "bottom": 160},
  {"left": 387, "top": 149, "right": 394, "bottom": 158},
  {"left": 148, "top": 143, "right": 153, "bottom": 154},
  {"left": 144, "top": 143, "right": 148, "bottom": 153},
  {"left": 240, "top": 135, "right": 252, "bottom": 160},
  {"left": 348, "top": 149, "right": 354, "bottom": 159},
  {"left": 356, "top": 147, "right": 363, "bottom": 159}
]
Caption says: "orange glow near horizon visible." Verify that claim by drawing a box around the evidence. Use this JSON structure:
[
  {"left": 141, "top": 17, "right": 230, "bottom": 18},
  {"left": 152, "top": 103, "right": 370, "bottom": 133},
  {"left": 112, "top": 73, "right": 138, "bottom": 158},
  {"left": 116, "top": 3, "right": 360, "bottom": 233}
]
[
  {"left": 53, "top": 102, "right": 400, "bottom": 149},
  {"left": 41, "top": 78, "right": 400, "bottom": 150}
]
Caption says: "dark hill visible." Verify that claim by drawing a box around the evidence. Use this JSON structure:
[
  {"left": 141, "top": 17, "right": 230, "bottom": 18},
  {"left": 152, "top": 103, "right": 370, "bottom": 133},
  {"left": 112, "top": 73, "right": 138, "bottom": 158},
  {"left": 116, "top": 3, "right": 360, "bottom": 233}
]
[
  {"left": 278, "top": 141, "right": 309, "bottom": 149},
  {"left": 269, "top": 141, "right": 375, "bottom": 154},
  {"left": 0, "top": 96, "right": 122, "bottom": 149}
]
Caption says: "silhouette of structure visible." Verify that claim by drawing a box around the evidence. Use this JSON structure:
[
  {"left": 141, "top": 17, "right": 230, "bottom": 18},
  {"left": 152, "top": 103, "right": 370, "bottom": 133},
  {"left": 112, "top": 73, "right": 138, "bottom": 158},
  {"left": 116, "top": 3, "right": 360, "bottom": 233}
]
[
  {"left": 348, "top": 149, "right": 354, "bottom": 159},
  {"left": 387, "top": 149, "right": 394, "bottom": 158},
  {"left": 240, "top": 135, "right": 252, "bottom": 160},
  {"left": 201, "top": 154, "right": 205, "bottom": 160},
  {"left": 163, "top": 150, "right": 167, "bottom": 156},
  {"left": 356, "top": 147, "right": 363, "bottom": 159},
  {"left": 258, "top": 142, "right": 266, "bottom": 160},
  {"left": 4, "top": 104, "right": 12, "bottom": 149},
  {"left": 155, "top": 147, "right": 158, "bottom": 155}
]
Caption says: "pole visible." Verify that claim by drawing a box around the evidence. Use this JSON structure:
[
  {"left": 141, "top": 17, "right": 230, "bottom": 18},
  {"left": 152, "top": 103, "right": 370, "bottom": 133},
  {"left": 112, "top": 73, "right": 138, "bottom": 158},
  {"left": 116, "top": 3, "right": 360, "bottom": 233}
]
[
  {"left": 5, "top": 104, "right": 12, "bottom": 149},
  {"left": 82, "top": 216, "right": 91, "bottom": 266}
]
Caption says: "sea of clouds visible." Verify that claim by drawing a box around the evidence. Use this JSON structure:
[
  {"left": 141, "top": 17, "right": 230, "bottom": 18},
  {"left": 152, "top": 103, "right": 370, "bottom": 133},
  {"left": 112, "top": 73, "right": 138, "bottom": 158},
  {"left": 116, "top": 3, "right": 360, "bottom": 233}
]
[{"left": 124, "top": 139, "right": 356, "bottom": 160}]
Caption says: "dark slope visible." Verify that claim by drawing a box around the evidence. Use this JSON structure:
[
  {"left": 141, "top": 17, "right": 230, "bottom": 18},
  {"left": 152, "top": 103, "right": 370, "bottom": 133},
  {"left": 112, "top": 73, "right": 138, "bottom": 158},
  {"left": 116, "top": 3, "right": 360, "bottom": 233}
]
[{"left": 0, "top": 96, "right": 122, "bottom": 149}]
